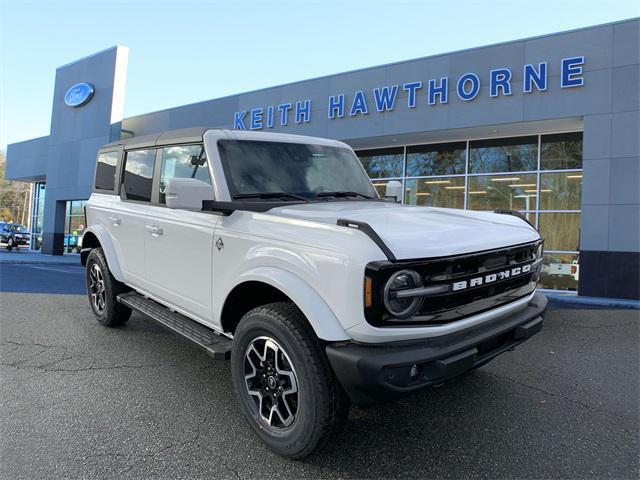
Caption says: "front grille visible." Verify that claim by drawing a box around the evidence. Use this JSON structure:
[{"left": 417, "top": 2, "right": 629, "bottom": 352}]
[{"left": 364, "top": 241, "right": 542, "bottom": 327}]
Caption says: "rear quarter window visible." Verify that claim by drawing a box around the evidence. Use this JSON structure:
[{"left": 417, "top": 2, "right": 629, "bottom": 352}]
[{"left": 95, "top": 151, "right": 119, "bottom": 191}]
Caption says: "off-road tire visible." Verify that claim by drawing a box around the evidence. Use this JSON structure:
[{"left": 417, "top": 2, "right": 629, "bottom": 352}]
[
  {"left": 85, "top": 248, "right": 131, "bottom": 327},
  {"left": 230, "top": 302, "right": 350, "bottom": 459}
]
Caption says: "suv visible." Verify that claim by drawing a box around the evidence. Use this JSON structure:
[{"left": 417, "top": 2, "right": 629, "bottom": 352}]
[
  {"left": 82, "top": 128, "right": 546, "bottom": 458},
  {"left": 0, "top": 222, "right": 30, "bottom": 251}
]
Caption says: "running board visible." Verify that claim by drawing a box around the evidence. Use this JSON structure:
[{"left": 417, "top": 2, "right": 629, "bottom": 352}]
[{"left": 117, "top": 292, "right": 231, "bottom": 360}]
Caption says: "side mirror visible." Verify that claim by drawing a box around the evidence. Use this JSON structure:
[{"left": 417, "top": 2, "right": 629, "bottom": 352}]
[
  {"left": 384, "top": 180, "right": 403, "bottom": 203},
  {"left": 165, "top": 178, "right": 213, "bottom": 210}
]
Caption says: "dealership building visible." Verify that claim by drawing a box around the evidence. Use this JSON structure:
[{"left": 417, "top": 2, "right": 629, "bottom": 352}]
[{"left": 5, "top": 18, "right": 639, "bottom": 299}]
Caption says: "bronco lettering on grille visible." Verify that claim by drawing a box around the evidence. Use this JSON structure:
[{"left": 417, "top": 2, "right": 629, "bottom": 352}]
[{"left": 452, "top": 264, "right": 532, "bottom": 292}]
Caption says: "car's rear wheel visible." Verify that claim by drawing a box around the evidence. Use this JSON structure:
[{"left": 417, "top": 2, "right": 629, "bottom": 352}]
[
  {"left": 230, "top": 302, "right": 349, "bottom": 459},
  {"left": 85, "top": 248, "right": 131, "bottom": 327},
  {"left": 6, "top": 238, "right": 14, "bottom": 251}
]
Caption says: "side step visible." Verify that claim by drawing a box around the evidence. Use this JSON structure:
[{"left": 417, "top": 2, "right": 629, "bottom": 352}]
[{"left": 117, "top": 292, "right": 231, "bottom": 360}]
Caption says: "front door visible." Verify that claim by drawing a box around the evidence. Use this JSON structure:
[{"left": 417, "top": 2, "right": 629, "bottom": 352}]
[{"left": 143, "top": 144, "right": 219, "bottom": 325}]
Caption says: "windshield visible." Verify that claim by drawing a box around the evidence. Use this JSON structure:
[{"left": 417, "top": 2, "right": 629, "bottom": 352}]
[
  {"left": 217, "top": 140, "right": 378, "bottom": 200},
  {"left": 7, "top": 224, "right": 25, "bottom": 232}
]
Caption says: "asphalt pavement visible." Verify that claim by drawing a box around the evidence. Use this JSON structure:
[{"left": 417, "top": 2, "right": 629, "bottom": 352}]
[{"left": 0, "top": 262, "right": 638, "bottom": 479}]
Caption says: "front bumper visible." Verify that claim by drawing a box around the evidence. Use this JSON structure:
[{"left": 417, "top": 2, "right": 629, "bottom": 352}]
[{"left": 326, "top": 292, "right": 547, "bottom": 405}]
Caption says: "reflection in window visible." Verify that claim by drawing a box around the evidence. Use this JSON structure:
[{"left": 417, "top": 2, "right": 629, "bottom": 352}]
[
  {"left": 357, "top": 147, "right": 404, "bottom": 178},
  {"left": 467, "top": 174, "right": 538, "bottom": 211},
  {"left": 405, "top": 177, "right": 465, "bottom": 208},
  {"left": 122, "top": 149, "right": 156, "bottom": 202},
  {"left": 539, "top": 172, "right": 582, "bottom": 210},
  {"left": 64, "top": 200, "right": 87, "bottom": 254},
  {"left": 159, "top": 145, "right": 211, "bottom": 203},
  {"left": 469, "top": 136, "right": 538, "bottom": 173},
  {"left": 405, "top": 142, "right": 466, "bottom": 177},
  {"left": 538, "top": 213, "right": 581, "bottom": 251},
  {"left": 95, "top": 151, "right": 118, "bottom": 191},
  {"left": 539, "top": 253, "right": 579, "bottom": 291},
  {"left": 541, "top": 132, "right": 583, "bottom": 170},
  {"left": 30, "top": 182, "right": 46, "bottom": 250}
]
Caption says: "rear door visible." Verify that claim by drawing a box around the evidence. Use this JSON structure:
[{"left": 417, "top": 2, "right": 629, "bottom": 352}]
[
  {"left": 112, "top": 148, "right": 157, "bottom": 289},
  {"left": 144, "top": 144, "right": 219, "bottom": 324}
]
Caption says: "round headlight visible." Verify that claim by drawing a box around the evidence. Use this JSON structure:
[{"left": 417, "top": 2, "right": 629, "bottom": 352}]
[{"left": 383, "top": 269, "right": 423, "bottom": 318}]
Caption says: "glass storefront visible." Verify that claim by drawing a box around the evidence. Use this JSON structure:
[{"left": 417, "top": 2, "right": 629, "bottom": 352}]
[
  {"left": 356, "top": 131, "right": 583, "bottom": 292},
  {"left": 29, "top": 188, "right": 87, "bottom": 254},
  {"left": 64, "top": 200, "right": 87, "bottom": 254},
  {"left": 30, "top": 182, "right": 45, "bottom": 250}
]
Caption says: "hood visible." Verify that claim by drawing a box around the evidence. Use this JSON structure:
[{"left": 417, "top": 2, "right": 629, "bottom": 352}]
[{"left": 268, "top": 201, "right": 540, "bottom": 260}]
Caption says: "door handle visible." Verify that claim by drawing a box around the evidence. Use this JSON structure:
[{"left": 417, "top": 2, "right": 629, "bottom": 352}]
[
  {"left": 108, "top": 216, "right": 121, "bottom": 226},
  {"left": 145, "top": 225, "right": 163, "bottom": 236}
]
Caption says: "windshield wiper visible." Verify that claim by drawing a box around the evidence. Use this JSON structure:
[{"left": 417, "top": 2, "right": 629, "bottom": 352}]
[
  {"left": 233, "top": 192, "right": 310, "bottom": 202},
  {"left": 315, "top": 191, "right": 374, "bottom": 200}
]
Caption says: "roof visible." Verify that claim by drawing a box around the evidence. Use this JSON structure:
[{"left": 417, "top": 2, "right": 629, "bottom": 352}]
[{"left": 101, "top": 127, "right": 211, "bottom": 150}]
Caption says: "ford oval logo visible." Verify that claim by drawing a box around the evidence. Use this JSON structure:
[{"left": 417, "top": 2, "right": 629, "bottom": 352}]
[{"left": 64, "top": 82, "right": 95, "bottom": 108}]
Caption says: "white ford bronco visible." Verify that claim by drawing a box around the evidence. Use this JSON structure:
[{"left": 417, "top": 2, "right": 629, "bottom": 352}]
[{"left": 82, "top": 127, "right": 546, "bottom": 458}]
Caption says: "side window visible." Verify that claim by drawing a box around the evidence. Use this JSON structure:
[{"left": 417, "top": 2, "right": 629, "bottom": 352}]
[
  {"left": 122, "top": 149, "right": 156, "bottom": 202},
  {"left": 158, "top": 145, "right": 211, "bottom": 204},
  {"left": 95, "top": 151, "right": 119, "bottom": 191}
]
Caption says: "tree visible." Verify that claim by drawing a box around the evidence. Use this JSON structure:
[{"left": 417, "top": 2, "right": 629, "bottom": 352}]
[{"left": 0, "top": 151, "right": 31, "bottom": 225}]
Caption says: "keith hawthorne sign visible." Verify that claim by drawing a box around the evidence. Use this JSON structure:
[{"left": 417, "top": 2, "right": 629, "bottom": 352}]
[{"left": 233, "top": 56, "right": 585, "bottom": 130}]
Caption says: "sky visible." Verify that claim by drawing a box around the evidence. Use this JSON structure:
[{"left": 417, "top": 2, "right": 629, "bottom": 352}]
[{"left": 1, "top": 0, "right": 638, "bottom": 149}]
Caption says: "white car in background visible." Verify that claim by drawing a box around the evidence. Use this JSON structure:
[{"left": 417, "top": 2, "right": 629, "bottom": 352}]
[{"left": 82, "top": 128, "right": 546, "bottom": 458}]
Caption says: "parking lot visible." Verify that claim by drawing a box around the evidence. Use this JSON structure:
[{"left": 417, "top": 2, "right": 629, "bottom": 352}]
[{"left": 0, "top": 262, "right": 638, "bottom": 479}]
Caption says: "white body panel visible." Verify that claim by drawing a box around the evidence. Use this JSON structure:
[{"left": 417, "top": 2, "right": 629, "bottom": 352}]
[
  {"left": 144, "top": 204, "right": 220, "bottom": 324},
  {"left": 85, "top": 129, "right": 542, "bottom": 345}
]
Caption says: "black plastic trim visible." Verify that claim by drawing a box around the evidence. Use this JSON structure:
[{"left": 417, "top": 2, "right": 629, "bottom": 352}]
[
  {"left": 326, "top": 292, "right": 547, "bottom": 405},
  {"left": 201, "top": 199, "right": 308, "bottom": 215},
  {"left": 337, "top": 219, "right": 396, "bottom": 261},
  {"left": 494, "top": 209, "right": 537, "bottom": 230}
]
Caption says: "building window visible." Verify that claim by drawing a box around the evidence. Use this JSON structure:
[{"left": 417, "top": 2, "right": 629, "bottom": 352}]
[
  {"left": 467, "top": 173, "right": 538, "bottom": 212},
  {"left": 356, "top": 130, "right": 583, "bottom": 292},
  {"left": 30, "top": 182, "right": 45, "bottom": 251},
  {"left": 64, "top": 200, "right": 87, "bottom": 254},
  {"left": 469, "top": 136, "right": 538, "bottom": 173},
  {"left": 122, "top": 149, "right": 156, "bottom": 202},
  {"left": 539, "top": 172, "right": 582, "bottom": 210},
  {"left": 405, "top": 177, "right": 465, "bottom": 208},
  {"left": 405, "top": 142, "right": 466, "bottom": 176},
  {"left": 357, "top": 147, "right": 404, "bottom": 179},
  {"left": 540, "top": 132, "right": 583, "bottom": 170}
]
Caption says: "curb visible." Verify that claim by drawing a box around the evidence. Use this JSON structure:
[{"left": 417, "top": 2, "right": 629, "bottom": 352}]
[{"left": 545, "top": 293, "right": 640, "bottom": 310}]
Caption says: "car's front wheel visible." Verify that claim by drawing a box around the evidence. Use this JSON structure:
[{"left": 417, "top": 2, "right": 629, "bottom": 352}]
[
  {"left": 230, "top": 302, "right": 349, "bottom": 458},
  {"left": 85, "top": 248, "right": 131, "bottom": 327}
]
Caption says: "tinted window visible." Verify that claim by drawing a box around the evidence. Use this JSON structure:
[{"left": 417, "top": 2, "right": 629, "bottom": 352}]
[
  {"left": 541, "top": 132, "right": 583, "bottom": 170},
  {"left": 406, "top": 142, "right": 466, "bottom": 176},
  {"left": 405, "top": 177, "right": 466, "bottom": 208},
  {"left": 469, "top": 136, "right": 538, "bottom": 173},
  {"left": 159, "top": 145, "right": 211, "bottom": 204},
  {"left": 356, "top": 147, "right": 404, "bottom": 178},
  {"left": 122, "top": 149, "right": 156, "bottom": 202},
  {"left": 218, "top": 140, "right": 377, "bottom": 199},
  {"left": 95, "top": 151, "right": 119, "bottom": 191},
  {"left": 467, "top": 173, "right": 538, "bottom": 211}
]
